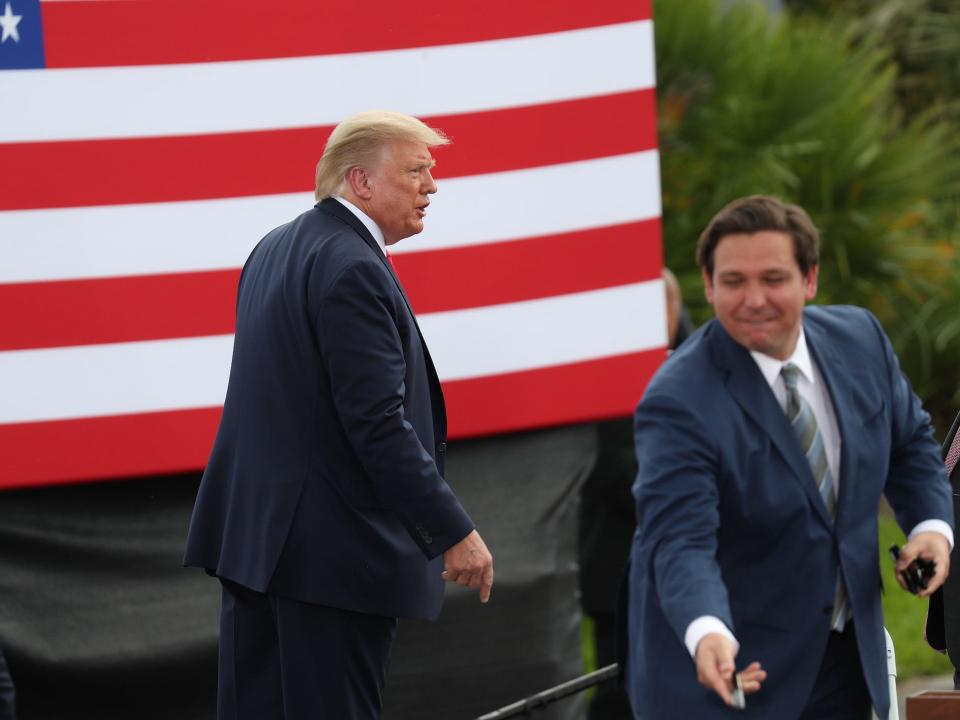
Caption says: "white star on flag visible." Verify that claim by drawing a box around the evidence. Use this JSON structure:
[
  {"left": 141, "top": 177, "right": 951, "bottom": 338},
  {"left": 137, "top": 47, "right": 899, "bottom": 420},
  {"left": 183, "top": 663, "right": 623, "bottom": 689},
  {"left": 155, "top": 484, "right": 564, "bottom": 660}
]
[{"left": 0, "top": 2, "right": 21, "bottom": 43}]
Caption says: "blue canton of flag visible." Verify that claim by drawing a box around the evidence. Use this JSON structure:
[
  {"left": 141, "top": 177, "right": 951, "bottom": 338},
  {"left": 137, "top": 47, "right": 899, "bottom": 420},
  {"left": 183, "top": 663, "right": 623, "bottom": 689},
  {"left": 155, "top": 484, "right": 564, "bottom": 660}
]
[{"left": 0, "top": 0, "right": 44, "bottom": 70}]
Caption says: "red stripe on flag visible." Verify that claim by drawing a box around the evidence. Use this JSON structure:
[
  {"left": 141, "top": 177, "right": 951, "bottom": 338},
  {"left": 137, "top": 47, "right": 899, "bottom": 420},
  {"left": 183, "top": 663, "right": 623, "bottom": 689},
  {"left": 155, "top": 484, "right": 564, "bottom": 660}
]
[
  {"left": 398, "top": 219, "right": 663, "bottom": 314},
  {"left": 1, "top": 91, "right": 656, "bottom": 211},
  {"left": 0, "top": 220, "right": 661, "bottom": 350},
  {"left": 0, "top": 349, "right": 664, "bottom": 489},
  {"left": 0, "top": 407, "right": 222, "bottom": 490},
  {"left": 40, "top": 0, "right": 651, "bottom": 68},
  {"left": 443, "top": 349, "right": 665, "bottom": 438},
  {"left": 0, "top": 270, "right": 241, "bottom": 351}
]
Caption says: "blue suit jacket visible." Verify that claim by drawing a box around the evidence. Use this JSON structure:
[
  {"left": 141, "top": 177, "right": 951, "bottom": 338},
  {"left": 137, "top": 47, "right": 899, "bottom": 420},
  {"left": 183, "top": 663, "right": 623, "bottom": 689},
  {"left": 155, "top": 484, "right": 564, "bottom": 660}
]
[
  {"left": 184, "top": 198, "right": 475, "bottom": 620},
  {"left": 625, "top": 305, "right": 953, "bottom": 719}
]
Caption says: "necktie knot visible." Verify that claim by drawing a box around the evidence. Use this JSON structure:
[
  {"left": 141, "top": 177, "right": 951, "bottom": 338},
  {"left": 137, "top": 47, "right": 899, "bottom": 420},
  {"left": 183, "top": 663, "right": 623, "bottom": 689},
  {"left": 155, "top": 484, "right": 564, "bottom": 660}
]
[{"left": 781, "top": 363, "right": 801, "bottom": 391}]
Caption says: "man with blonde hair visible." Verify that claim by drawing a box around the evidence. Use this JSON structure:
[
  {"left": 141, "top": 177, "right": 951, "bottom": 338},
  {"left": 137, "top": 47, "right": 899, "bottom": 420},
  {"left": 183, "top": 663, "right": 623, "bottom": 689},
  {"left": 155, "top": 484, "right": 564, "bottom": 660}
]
[{"left": 185, "top": 110, "right": 493, "bottom": 720}]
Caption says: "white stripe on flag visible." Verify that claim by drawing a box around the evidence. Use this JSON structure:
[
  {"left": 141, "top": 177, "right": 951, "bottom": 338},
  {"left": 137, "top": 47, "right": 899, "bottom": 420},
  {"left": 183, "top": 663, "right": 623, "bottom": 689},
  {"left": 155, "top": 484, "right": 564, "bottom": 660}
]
[
  {"left": 420, "top": 281, "right": 666, "bottom": 381},
  {"left": 1, "top": 22, "right": 654, "bottom": 142},
  {"left": 0, "top": 280, "right": 664, "bottom": 424},
  {"left": 0, "top": 151, "right": 661, "bottom": 282},
  {"left": 0, "top": 335, "right": 235, "bottom": 424}
]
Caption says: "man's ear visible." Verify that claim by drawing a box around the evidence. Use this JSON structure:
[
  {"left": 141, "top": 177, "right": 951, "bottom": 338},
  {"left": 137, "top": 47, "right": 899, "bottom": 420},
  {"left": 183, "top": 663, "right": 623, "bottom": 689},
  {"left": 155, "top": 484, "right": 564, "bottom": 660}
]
[
  {"left": 345, "top": 166, "right": 372, "bottom": 199},
  {"left": 702, "top": 268, "right": 715, "bottom": 304},
  {"left": 804, "top": 264, "right": 819, "bottom": 301}
]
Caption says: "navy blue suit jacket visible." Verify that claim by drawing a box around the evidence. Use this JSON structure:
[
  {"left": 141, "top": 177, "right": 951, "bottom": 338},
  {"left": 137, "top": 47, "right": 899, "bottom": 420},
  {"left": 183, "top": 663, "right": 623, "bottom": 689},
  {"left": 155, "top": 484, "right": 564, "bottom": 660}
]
[
  {"left": 625, "top": 305, "right": 953, "bottom": 719},
  {"left": 184, "top": 198, "right": 475, "bottom": 620}
]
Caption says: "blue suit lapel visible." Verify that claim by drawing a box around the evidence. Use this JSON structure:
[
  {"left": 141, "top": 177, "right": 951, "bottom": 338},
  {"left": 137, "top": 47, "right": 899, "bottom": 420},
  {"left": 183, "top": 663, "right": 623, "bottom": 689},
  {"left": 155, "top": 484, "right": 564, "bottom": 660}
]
[
  {"left": 708, "top": 320, "right": 834, "bottom": 529},
  {"left": 803, "top": 316, "right": 856, "bottom": 524}
]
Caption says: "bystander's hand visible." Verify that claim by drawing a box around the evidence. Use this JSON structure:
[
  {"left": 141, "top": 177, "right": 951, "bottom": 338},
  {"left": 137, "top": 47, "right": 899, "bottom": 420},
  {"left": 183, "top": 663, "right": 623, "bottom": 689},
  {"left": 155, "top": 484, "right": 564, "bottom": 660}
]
[
  {"left": 896, "top": 531, "right": 951, "bottom": 597},
  {"left": 442, "top": 529, "right": 494, "bottom": 603},
  {"left": 695, "top": 633, "right": 766, "bottom": 707}
]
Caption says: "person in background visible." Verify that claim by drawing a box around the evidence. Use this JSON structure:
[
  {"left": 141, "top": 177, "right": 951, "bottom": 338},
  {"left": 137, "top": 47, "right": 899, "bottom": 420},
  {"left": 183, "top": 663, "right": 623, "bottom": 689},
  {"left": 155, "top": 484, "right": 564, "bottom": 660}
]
[
  {"left": 926, "top": 409, "right": 960, "bottom": 687},
  {"left": 578, "top": 268, "right": 692, "bottom": 719},
  {"left": 624, "top": 195, "right": 953, "bottom": 719},
  {"left": 184, "top": 111, "right": 493, "bottom": 720}
]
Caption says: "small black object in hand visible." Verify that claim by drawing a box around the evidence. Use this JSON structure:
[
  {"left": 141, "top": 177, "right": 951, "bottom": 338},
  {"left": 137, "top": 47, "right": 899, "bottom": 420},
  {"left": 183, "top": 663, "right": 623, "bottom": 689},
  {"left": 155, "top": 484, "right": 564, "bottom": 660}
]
[{"left": 889, "top": 544, "right": 936, "bottom": 594}]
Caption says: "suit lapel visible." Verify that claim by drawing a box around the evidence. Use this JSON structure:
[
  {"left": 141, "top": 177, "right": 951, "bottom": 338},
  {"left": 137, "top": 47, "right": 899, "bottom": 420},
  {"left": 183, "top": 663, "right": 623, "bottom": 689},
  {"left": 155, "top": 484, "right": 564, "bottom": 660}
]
[
  {"left": 316, "top": 199, "right": 447, "bottom": 434},
  {"left": 803, "top": 316, "right": 856, "bottom": 525},
  {"left": 708, "top": 320, "right": 834, "bottom": 529}
]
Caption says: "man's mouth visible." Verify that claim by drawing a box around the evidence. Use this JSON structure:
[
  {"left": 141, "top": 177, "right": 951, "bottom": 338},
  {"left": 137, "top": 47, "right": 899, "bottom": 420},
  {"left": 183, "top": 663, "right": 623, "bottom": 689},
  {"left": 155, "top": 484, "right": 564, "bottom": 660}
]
[
  {"left": 738, "top": 316, "right": 775, "bottom": 326},
  {"left": 416, "top": 204, "right": 428, "bottom": 218}
]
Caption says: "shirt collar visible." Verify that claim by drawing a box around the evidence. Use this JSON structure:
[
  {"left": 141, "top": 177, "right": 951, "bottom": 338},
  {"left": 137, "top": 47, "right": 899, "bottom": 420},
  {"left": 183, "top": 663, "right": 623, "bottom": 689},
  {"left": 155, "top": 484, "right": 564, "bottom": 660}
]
[
  {"left": 749, "top": 327, "right": 816, "bottom": 390},
  {"left": 333, "top": 196, "right": 386, "bottom": 255}
]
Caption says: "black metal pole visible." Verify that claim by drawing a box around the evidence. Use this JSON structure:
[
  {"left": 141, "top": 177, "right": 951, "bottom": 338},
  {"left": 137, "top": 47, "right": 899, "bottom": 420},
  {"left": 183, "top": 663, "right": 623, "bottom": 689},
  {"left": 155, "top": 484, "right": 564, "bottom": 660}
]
[{"left": 474, "top": 663, "right": 620, "bottom": 719}]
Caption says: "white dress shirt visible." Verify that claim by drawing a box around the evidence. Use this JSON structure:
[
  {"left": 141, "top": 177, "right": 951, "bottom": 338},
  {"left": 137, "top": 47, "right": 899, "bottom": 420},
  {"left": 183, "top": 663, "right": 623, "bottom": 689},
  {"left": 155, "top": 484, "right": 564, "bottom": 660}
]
[
  {"left": 334, "top": 196, "right": 387, "bottom": 255},
  {"left": 683, "top": 329, "right": 953, "bottom": 658}
]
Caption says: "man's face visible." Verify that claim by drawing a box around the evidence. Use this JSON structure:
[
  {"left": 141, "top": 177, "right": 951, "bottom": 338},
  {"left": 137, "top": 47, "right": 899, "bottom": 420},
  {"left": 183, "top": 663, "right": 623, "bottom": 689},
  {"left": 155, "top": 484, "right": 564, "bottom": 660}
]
[
  {"left": 703, "top": 230, "right": 818, "bottom": 360},
  {"left": 364, "top": 139, "right": 438, "bottom": 245}
]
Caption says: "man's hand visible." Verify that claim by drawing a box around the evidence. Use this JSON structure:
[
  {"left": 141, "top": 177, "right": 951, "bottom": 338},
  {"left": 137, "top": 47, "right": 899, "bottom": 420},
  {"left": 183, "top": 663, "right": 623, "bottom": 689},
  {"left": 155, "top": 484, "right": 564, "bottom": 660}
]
[
  {"left": 442, "top": 529, "right": 494, "bottom": 603},
  {"left": 695, "top": 634, "right": 766, "bottom": 707},
  {"left": 896, "top": 531, "right": 951, "bottom": 597}
]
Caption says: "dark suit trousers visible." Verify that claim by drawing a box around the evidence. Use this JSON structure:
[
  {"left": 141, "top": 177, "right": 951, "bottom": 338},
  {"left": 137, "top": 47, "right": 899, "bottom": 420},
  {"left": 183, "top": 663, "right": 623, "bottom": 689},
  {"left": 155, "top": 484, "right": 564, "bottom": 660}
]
[
  {"left": 218, "top": 579, "right": 397, "bottom": 720},
  {"left": 799, "top": 623, "right": 871, "bottom": 720}
]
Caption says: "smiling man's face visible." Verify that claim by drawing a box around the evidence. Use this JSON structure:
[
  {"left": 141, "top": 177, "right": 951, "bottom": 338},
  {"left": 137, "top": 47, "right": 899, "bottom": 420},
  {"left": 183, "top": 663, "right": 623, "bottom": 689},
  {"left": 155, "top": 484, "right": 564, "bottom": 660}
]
[{"left": 703, "top": 230, "right": 818, "bottom": 360}]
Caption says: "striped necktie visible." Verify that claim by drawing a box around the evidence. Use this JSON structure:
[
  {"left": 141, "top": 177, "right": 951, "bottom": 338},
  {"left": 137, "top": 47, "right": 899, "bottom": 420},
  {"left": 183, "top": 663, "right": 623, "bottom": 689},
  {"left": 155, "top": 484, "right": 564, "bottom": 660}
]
[
  {"left": 781, "top": 363, "right": 848, "bottom": 631},
  {"left": 947, "top": 426, "right": 960, "bottom": 476}
]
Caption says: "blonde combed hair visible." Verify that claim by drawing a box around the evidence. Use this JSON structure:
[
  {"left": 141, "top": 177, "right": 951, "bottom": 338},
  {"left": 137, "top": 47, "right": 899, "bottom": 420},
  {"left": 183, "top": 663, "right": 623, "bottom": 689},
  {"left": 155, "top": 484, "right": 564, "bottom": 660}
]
[{"left": 315, "top": 111, "right": 450, "bottom": 201}]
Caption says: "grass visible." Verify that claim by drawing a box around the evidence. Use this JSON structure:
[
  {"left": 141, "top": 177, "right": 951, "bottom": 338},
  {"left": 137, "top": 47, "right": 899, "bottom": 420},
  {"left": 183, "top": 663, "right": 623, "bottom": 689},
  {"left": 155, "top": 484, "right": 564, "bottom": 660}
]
[
  {"left": 583, "top": 514, "right": 953, "bottom": 681},
  {"left": 581, "top": 615, "right": 597, "bottom": 700}
]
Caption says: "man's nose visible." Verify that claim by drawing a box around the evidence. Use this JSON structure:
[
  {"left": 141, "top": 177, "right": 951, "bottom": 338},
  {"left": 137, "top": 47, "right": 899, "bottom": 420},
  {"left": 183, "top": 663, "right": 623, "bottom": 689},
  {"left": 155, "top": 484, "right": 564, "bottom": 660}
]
[
  {"left": 743, "top": 284, "right": 766, "bottom": 307},
  {"left": 423, "top": 170, "right": 438, "bottom": 194}
]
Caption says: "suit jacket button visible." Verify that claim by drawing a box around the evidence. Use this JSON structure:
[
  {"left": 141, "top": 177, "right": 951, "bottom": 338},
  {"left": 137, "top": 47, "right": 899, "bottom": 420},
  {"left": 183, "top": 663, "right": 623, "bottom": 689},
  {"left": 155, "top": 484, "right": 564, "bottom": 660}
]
[
  {"left": 823, "top": 605, "right": 833, "bottom": 615},
  {"left": 437, "top": 442, "right": 447, "bottom": 454},
  {"left": 415, "top": 523, "right": 433, "bottom": 544}
]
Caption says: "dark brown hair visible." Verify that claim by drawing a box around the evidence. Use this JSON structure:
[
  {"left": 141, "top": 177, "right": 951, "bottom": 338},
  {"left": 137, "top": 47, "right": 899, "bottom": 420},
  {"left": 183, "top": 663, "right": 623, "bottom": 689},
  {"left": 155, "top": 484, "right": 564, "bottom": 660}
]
[{"left": 696, "top": 195, "right": 820, "bottom": 277}]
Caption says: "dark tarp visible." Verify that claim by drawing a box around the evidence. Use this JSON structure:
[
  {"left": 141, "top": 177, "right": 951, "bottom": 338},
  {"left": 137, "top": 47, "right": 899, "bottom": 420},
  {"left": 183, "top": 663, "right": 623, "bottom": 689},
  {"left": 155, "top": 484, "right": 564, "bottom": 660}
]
[{"left": 0, "top": 423, "right": 599, "bottom": 720}]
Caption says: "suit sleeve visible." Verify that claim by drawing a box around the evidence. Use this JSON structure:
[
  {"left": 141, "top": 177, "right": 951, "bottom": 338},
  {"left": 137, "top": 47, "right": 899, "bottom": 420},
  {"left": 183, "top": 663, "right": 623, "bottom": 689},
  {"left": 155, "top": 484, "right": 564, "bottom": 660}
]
[
  {"left": 634, "top": 390, "right": 736, "bottom": 642},
  {"left": 868, "top": 312, "right": 954, "bottom": 533},
  {"left": 317, "top": 259, "right": 474, "bottom": 559}
]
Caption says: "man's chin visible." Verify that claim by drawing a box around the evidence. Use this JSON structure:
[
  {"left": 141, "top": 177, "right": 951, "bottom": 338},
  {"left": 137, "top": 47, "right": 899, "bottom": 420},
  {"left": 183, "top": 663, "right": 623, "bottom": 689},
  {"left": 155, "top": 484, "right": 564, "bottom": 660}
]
[{"left": 741, "top": 333, "right": 773, "bottom": 355}]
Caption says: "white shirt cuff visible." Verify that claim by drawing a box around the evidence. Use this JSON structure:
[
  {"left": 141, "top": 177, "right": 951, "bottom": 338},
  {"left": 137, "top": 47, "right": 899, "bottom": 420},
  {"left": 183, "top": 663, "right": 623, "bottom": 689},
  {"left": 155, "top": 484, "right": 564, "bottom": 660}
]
[
  {"left": 684, "top": 616, "right": 738, "bottom": 659},
  {"left": 909, "top": 520, "right": 954, "bottom": 551}
]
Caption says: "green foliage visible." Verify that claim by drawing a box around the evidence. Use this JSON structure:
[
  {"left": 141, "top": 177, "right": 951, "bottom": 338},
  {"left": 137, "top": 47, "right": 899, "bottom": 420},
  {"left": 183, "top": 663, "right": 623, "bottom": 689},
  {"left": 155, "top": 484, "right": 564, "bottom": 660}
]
[
  {"left": 654, "top": 0, "right": 960, "bottom": 428},
  {"left": 788, "top": 0, "right": 960, "bottom": 124},
  {"left": 878, "top": 513, "right": 954, "bottom": 679}
]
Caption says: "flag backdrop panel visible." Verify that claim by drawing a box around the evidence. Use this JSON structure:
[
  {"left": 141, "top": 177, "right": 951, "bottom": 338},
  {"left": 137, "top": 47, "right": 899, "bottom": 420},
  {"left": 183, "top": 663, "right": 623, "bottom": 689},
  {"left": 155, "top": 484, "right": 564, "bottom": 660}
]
[{"left": 0, "top": 0, "right": 664, "bottom": 488}]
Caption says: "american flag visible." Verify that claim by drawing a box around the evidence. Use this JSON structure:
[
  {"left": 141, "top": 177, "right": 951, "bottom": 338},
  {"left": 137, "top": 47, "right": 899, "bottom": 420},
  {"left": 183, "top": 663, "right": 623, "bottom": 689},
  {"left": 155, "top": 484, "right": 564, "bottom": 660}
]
[{"left": 0, "top": 0, "right": 664, "bottom": 489}]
